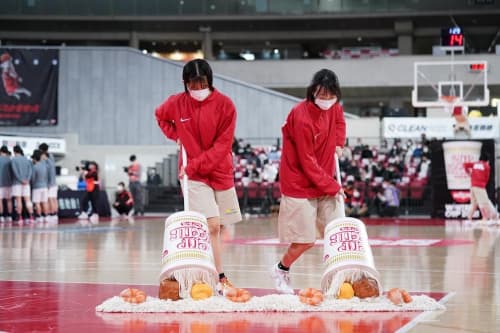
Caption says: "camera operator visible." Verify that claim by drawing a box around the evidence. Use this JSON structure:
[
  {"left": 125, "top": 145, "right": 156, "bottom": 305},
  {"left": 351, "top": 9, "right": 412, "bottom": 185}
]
[
  {"left": 112, "top": 182, "right": 134, "bottom": 217},
  {"left": 125, "top": 155, "right": 144, "bottom": 216},
  {"left": 77, "top": 161, "right": 100, "bottom": 223}
]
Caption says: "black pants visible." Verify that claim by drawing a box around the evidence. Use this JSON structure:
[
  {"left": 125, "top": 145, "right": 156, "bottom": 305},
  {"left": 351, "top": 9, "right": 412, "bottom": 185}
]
[
  {"left": 115, "top": 204, "right": 132, "bottom": 215},
  {"left": 81, "top": 189, "right": 99, "bottom": 215}
]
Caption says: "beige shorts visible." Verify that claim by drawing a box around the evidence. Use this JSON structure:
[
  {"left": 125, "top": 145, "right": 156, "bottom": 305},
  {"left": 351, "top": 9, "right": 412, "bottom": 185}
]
[
  {"left": 470, "top": 187, "right": 491, "bottom": 207},
  {"left": 0, "top": 187, "right": 11, "bottom": 199},
  {"left": 48, "top": 185, "right": 58, "bottom": 198},
  {"left": 32, "top": 188, "right": 48, "bottom": 203},
  {"left": 182, "top": 180, "right": 242, "bottom": 225},
  {"left": 278, "top": 195, "right": 343, "bottom": 243},
  {"left": 12, "top": 184, "right": 30, "bottom": 197}
]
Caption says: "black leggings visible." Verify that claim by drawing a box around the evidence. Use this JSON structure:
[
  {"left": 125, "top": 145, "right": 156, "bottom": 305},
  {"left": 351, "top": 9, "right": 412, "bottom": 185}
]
[{"left": 82, "top": 189, "right": 99, "bottom": 215}]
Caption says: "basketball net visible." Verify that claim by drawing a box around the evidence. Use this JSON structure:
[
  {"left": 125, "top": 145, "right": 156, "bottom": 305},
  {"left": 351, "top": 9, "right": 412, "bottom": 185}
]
[{"left": 441, "top": 95, "right": 464, "bottom": 117}]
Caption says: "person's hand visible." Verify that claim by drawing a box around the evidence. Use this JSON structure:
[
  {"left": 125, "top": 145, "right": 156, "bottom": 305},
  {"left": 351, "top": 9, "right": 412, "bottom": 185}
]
[{"left": 335, "top": 146, "right": 343, "bottom": 157}]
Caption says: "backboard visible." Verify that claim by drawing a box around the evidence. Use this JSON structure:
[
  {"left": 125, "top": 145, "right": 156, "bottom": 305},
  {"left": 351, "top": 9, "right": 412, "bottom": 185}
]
[{"left": 412, "top": 60, "right": 489, "bottom": 109}]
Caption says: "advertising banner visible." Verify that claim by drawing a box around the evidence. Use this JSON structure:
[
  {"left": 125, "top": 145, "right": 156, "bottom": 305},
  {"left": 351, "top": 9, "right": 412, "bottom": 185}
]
[
  {"left": 0, "top": 48, "right": 58, "bottom": 126},
  {"left": 383, "top": 117, "right": 499, "bottom": 139},
  {"left": 0, "top": 135, "right": 66, "bottom": 155}
]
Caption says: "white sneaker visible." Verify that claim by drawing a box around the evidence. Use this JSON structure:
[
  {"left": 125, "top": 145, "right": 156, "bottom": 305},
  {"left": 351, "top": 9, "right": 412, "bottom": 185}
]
[
  {"left": 6, "top": 216, "right": 12, "bottom": 223},
  {"left": 270, "top": 263, "right": 294, "bottom": 294},
  {"left": 0, "top": 217, "right": 4, "bottom": 223},
  {"left": 486, "top": 219, "right": 497, "bottom": 226},
  {"left": 89, "top": 214, "right": 99, "bottom": 224},
  {"left": 78, "top": 212, "right": 88, "bottom": 219}
]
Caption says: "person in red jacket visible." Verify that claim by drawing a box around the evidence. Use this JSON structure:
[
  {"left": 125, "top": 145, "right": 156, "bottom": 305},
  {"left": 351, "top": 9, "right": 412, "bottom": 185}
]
[
  {"left": 271, "top": 69, "right": 346, "bottom": 294},
  {"left": 155, "top": 59, "right": 242, "bottom": 291},
  {"left": 463, "top": 151, "right": 498, "bottom": 222}
]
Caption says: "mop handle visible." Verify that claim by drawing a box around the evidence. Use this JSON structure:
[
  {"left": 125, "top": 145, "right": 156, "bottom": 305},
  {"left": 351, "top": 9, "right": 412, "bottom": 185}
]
[
  {"left": 334, "top": 153, "right": 346, "bottom": 218},
  {"left": 181, "top": 145, "right": 189, "bottom": 212}
]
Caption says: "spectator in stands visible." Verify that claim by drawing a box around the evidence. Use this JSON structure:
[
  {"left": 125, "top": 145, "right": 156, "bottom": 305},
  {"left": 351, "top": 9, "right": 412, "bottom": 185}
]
[
  {"left": 347, "top": 188, "right": 369, "bottom": 218},
  {"left": 382, "top": 179, "right": 400, "bottom": 217},
  {"left": 31, "top": 149, "right": 49, "bottom": 223},
  {"left": 373, "top": 179, "right": 400, "bottom": 217},
  {"left": 127, "top": 154, "right": 144, "bottom": 216},
  {"left": 262, "top": 160, "right": 278, "bottom": 183},
  {"left": 0, "top": 146, "right": 13, "bottom": 223},
  {"left": 341, "top": 140, "right": 353, "bottom": 161},
  {"left": 353, "top": 138, "right": 364, "bottom": 155},
  {"left": 243, "top": 143, "right": 254, "bottom": 160},
  {"left": 39, "top": 143, "right": 58, "bottom": 223},
  {"left": 383, "top": 163, "right": 401, "bottom": 182},
  {"left": 463, "top": 151, "right": 498, "bottom": 222},
  {"left": 417, "top": 154, "right": 431, "bottom": 179},
  {"left": 271, "top": 68, "right": 345, "bottom": 294},
  {"left": 346, "top": 159, "right": 361, "bottom": 181},
  {"left": 412, "top": 143, "right": 424, "bottom": 159},
  {"left": 146, "top": 168, "right": 162, "bottom": 186},
  {"left": 243, "top": 161, "right": 261, "bottom": 183},
  {"left": 343, "top": 180, "right": 354, "bottom": 214},
  {"left": 389, "top": 139, "right": 404, "bottom": 158},
  {"left": 155, "top": 58, "right": 242, "bottom": 291},
  {"left": 78, "top": 161, "right": 100, "bottom": 224},
  {"left": 267, "top": 145, "right": 281, "bottom": 163},
  {"left": 361, "top": 144, "right": 374, "bottom": 159},
  {"left": 371, "top": 161, "right": 385, "bottom": 179},
  {"left": 379, "top": 139, "right": 389, "bottom": 154},
  {"left": 11, "top": 145, "right": 34, "bottom": 225},
  {"left": 112, "top": 182, "right": 134, "bottom": 218}
]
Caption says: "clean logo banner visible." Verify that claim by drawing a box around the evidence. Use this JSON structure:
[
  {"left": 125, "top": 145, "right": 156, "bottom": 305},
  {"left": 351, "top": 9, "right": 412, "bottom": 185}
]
[{"left": 383, "top": 117, "right": 499, "bottom": 139}]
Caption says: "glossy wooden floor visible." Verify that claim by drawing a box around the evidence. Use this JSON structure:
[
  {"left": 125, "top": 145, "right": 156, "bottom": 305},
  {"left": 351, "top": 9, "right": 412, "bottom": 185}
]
[{"left": 0, "top": 215, "right": 499, "bottom": 332}]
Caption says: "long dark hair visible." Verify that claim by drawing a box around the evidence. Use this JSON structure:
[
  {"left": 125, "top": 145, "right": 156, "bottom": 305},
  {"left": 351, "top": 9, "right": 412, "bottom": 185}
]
[
  {"left": 306, "top": 69, "right": 342, "bottom": 102},
  {"left": 182, "top": 59, "right": 214, "bottom": 93},
  {"left": 479, "top": 150, "right": 490, "bottom": 161}
]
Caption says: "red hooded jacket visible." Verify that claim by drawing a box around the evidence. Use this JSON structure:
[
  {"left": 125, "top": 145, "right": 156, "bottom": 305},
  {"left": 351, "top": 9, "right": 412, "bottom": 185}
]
[
  {"left": 279, "top": 100, "right": 346, "bottom": 198},
  {"left": 463, "top": 160, "right": 490, "bottom": 188},
  {"left": 155, "top": 89, "right": 236, "bottom": 190}
]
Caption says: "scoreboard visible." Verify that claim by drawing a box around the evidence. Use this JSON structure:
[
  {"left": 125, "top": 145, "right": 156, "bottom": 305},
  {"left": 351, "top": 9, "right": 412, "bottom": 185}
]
[{"left": 441, "top": 27, "right": 464, "bottom": 47}]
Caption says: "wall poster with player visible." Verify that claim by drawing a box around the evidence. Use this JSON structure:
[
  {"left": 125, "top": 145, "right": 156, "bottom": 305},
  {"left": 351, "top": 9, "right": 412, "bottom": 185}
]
[
  {"left": 430, "top": 139, "right": 496, "bottom": 218},
  {"left": 0, "top": 48, "right": 58, "bottom": 126}
]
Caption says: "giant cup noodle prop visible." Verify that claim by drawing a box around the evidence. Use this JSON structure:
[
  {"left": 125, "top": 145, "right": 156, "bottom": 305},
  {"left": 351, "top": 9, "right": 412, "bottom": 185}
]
[
  {"left": 159, "top": 146, "right": 217, "bottom": 299},
  {"left": 321, "top": 155, "right": 382, "bottom": 298},
  {"left": 442, "top": 141, "right": 482, "bottom": 203}
]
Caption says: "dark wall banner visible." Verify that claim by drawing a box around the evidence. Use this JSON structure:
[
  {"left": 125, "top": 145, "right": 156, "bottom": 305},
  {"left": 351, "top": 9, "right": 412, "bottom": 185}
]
[
  {"left": 430, "top": 139, "right": 496, "bottom": 218},
  {"left": 0, "top": 48, "right": 58, "bottom": 126}
]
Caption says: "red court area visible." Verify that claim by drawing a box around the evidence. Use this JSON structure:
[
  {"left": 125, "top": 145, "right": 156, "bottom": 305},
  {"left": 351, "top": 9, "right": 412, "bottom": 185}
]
[{"left": 0, "top": 281, "right": 447, "bottom": 333}]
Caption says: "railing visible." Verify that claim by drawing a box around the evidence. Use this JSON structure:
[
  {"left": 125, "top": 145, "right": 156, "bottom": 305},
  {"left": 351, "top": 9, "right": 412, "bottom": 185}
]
[
  {"left": 1, "top": 0, "right": 497, "bottom": 17},
  {"left": 144, "top": 181, "right": 433, "bottom": 217}
]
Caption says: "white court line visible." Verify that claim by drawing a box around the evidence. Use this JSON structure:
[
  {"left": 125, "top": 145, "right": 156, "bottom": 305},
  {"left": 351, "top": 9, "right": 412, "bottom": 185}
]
[{"left": 395, "top": 291, "right": 456, "bottom": 333}]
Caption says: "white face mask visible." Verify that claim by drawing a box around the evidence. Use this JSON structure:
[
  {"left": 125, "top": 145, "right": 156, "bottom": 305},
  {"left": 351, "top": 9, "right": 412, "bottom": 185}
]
[
  {"left": 314, "top": 97, "right": 337, "bottom": 110},
  {"left": 117, "top": 185, "right": 124, "bottom": 192},
  {"left": 189, "top": 88, "right": 211, "bottom": 102}
]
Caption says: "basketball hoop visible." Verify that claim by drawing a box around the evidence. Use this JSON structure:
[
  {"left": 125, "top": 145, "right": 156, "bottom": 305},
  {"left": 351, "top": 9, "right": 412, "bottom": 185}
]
[{"left": 440, "top": 95, "right": 458, "bottom": 104}]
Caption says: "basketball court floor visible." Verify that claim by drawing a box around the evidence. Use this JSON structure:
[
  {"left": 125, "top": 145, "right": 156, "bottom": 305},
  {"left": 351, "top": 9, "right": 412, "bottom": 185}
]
[{"left": 0, "top": 215, "right": 498, "bottom": 332}]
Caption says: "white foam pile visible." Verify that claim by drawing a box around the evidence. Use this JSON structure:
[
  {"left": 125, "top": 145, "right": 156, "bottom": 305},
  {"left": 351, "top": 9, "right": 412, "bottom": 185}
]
[{"left": 96, "top": 294, "right": 445, "bottom": 313}]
